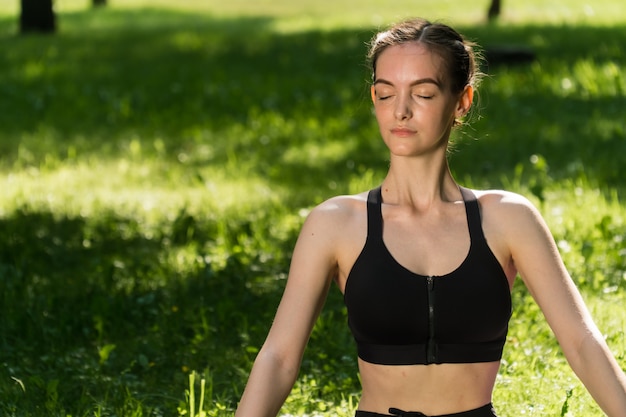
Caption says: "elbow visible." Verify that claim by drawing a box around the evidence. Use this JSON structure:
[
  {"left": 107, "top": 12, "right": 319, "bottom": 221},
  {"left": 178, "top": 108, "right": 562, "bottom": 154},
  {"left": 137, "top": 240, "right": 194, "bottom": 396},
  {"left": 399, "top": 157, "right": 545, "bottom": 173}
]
[
  {"left": 562, "top": 328, "right": 609, "bottom": 373},
  {"left": 257, "top": 343, "right": 302, "bottom": 383}
]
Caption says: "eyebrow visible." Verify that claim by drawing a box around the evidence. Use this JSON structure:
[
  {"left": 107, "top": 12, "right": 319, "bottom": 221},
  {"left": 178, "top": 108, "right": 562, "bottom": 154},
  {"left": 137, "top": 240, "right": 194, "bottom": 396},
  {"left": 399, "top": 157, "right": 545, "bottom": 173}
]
[{"left": 373, "top": 78, "right": 442, "bottom": 88}]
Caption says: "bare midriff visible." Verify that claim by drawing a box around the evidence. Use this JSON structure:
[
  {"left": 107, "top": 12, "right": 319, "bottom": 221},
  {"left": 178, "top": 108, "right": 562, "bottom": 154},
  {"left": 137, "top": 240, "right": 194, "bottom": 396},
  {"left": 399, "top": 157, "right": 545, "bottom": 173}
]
[{"left": 356, "top": 359, "right": 500, "bottom": 415}]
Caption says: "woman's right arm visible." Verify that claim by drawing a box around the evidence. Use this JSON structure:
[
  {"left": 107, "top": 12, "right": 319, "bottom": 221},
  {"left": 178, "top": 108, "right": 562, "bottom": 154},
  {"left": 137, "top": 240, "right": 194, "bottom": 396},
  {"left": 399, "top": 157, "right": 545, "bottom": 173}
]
[{"left": 234, "top": 200, "right": 345, "bottom": 417}]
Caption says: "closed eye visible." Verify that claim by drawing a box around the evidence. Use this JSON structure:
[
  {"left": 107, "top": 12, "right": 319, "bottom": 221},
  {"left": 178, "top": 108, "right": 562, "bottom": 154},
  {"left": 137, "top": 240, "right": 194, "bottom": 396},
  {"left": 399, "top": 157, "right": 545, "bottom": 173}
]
[{"left": 373, "top": 87, "right": 394, "bottom": 101}]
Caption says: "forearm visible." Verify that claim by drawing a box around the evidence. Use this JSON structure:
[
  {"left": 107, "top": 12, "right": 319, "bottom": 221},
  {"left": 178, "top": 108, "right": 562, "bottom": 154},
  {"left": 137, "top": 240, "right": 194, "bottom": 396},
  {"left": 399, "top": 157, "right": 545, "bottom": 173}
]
[
  {"left": 566, "top": 331, "right": 626, "bottom": 416},
  {"left": 235, "top": 348, "right": 301, "bottom": 417}
]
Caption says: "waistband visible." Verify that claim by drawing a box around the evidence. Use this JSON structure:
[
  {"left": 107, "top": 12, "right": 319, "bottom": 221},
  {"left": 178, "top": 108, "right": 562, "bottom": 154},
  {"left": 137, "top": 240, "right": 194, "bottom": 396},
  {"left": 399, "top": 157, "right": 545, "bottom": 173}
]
[
  {"left": 355, "top": 403, "right": 496, "bottom": 417},
  {"left": 357, "top": 341, "right": 505, "bottom": 365}
]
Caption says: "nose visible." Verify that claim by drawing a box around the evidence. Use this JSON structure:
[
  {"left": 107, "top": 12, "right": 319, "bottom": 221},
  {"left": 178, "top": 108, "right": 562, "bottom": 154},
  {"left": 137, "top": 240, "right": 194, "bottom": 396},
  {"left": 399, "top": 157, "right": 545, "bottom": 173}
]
[{"left": 394, "top": 94, "right": 412, "bottom": 120}]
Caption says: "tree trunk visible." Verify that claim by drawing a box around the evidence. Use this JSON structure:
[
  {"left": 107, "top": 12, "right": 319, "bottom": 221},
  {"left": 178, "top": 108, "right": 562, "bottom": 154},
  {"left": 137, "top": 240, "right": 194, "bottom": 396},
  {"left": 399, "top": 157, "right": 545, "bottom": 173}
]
[
  {"left": 93, "top": 0, "right": 107, "bottom": 7},
  {"left": 487, "top": 0, "right": 501, "bottom": 21},
  {"left": 20, "top": 0, "right": 56, "bottom": 33}
]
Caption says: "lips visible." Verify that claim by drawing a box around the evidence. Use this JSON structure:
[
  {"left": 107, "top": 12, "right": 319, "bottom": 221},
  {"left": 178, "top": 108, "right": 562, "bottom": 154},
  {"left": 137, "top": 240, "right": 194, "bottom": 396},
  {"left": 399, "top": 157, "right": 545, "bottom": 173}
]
[{"left": 391, "top": 127, "right": 416, "bottom": 137}]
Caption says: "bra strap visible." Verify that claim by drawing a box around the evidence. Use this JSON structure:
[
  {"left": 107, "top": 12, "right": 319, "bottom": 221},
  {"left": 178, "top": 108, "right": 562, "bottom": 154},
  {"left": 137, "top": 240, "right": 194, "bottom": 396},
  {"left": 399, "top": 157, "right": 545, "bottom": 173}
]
[
  {"left": 459, "top": 186, "right": 485, "bottom": 242},
  {"left": 366, "top": 186, "right": 383, "bottom": 239}
]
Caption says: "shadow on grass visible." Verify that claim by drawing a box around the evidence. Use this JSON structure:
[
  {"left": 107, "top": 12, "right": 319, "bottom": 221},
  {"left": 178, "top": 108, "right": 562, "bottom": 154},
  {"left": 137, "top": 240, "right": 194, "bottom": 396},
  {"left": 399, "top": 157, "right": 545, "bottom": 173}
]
[
  {"left": 1, "top": 8, "right": 625, "bottom": 191},
  {"left": 0, "top": 205, "right": 325, "bottom": 413}
]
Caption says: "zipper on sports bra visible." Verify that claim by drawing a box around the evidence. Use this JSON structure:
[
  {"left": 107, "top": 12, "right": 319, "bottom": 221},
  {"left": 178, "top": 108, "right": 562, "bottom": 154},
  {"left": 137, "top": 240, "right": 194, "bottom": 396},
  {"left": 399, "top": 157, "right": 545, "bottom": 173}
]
[{"left": 426, "top": 276, "right": 437, "bottom": 364}]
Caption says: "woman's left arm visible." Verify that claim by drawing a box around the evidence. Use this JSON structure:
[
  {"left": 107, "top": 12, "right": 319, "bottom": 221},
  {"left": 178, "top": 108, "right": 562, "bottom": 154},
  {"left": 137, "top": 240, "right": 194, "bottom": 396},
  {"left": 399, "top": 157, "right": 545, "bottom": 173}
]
[{"left": 496, "top": 192, "right": 626, "bottom": 416}]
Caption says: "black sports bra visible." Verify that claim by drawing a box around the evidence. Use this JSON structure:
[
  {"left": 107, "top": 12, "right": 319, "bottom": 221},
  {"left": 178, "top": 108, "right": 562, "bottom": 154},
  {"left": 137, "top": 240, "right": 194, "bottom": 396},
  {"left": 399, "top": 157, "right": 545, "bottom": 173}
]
[{"left": 343, "top": 187, "right": 512, "bottom": 365}]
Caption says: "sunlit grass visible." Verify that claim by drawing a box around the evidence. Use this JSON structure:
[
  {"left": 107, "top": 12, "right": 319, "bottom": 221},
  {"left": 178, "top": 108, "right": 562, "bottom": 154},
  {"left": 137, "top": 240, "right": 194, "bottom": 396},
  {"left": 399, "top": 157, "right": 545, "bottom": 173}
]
[
  {"left": 1, "top": 0, "right": 626, "bottom": 29},
  {"left": 0, "top": 159, "right": 282, "bottom": 218},
  {"left": 497, "top": 286, "right": 625, "bottom": 416}
]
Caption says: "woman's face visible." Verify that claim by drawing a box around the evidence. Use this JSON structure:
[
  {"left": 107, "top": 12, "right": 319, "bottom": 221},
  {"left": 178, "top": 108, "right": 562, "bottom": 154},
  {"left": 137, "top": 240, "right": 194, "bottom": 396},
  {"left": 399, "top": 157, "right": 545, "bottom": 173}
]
[{"left": 371, "top": 42, "right": 470, "bottom": 158}]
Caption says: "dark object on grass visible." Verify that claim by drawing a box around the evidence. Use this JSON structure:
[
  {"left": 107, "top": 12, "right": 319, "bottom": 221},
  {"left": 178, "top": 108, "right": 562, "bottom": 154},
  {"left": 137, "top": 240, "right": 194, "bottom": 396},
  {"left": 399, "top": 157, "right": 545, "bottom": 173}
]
[
  {"left": 20, "top": 0, "right": 56, "bottom": 33},
  {"left": 483, "top": 1, "right": 536, "bottom": 67},
  {"left": 487, "top": 0, "right": 502, "bottom": 21},
  {"left": 485, "top": 45, "right": 536, "bottom": 66}
]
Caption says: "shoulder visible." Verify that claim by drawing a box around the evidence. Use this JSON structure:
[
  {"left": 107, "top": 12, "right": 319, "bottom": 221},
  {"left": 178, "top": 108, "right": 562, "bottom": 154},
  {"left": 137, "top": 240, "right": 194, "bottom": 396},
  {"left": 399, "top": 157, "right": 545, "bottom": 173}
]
[
  {"left": 307, "top": 191, "right": 369, "bottom": 219},
  {"left": 470, "top": 188, "right": 542, "bottom": 221},
  {"left": 468, "top": 188, "right": 552, "bottom": 248},
  {"left": 302, "top": 192, "right": 369, "bottom": 234},
  {"left": 290, "top": 191, "right": 370, "bottom": 271}
]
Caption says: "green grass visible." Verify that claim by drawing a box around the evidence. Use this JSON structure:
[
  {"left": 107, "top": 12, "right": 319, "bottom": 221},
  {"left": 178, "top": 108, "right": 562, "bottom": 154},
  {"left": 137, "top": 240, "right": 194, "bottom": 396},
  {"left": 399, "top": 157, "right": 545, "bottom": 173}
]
[{"left": 0, "top": 1, "right": 625, "bottom": 416}]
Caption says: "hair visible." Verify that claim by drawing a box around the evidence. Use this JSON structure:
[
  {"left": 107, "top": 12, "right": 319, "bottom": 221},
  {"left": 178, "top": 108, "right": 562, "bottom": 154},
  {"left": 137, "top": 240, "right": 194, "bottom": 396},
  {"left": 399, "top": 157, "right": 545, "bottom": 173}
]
[{"left": 367, "top": 18, "right": 484, "bottom": 96}]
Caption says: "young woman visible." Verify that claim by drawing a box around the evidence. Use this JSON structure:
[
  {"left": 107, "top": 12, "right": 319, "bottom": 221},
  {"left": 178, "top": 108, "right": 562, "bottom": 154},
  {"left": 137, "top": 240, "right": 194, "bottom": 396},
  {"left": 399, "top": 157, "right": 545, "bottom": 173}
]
[{"left": 234, "top": 18, "right": 626, "bottom": 417}]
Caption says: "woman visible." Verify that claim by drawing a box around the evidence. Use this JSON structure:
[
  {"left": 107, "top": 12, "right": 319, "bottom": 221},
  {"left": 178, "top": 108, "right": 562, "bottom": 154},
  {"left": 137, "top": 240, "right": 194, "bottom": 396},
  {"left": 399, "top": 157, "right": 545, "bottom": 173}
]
[{"left": 234, "top": 18, "right": 626, "bottom": 417}]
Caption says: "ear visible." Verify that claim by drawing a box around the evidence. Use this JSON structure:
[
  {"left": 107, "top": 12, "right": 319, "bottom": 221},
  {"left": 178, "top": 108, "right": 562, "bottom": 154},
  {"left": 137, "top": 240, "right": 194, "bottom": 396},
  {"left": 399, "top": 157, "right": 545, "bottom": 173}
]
[
  {"left": 456, "top": 85, "right": 474, "bottom": 117},
  {"left": 370, "top": 84, "right": 376, "bottom": 103}
]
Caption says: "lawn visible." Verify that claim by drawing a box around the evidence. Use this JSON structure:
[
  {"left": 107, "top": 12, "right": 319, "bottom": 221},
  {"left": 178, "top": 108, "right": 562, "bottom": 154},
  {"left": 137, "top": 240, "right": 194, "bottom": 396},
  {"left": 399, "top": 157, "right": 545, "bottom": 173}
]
[{"left": 0, "top": 1, "right": 625, "bottom": 416}]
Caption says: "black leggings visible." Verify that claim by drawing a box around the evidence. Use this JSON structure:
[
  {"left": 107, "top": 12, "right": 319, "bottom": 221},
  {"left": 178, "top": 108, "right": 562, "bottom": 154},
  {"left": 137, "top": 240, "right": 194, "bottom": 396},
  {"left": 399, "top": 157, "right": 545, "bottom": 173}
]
[{"left": 355, "top": 403, "right": 498, "bottom": 417}]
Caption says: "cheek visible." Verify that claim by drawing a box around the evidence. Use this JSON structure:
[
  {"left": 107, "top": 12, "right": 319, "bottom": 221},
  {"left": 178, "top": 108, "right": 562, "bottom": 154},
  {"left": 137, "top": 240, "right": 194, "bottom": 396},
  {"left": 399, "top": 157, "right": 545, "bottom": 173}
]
[
  {"left": 374, "top": 102, "right": 394, "bottom": 119},
  {"left": 373, "top": 105, "right": 385, "bottom": 122}
]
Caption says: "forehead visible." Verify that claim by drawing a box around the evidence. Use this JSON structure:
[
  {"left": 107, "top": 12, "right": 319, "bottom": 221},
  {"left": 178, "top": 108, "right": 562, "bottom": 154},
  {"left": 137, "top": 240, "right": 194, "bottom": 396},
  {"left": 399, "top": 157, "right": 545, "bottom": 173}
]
[{"left": 375, "top": 42, "right": 444, "bottom": 84}]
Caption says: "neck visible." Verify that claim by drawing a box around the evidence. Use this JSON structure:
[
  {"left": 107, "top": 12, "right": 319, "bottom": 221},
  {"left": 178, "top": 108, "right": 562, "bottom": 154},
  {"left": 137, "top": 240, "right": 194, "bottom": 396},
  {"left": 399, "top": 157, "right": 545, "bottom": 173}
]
[{"left": 381, "top": 155, "right": 460, "bottom": 208}]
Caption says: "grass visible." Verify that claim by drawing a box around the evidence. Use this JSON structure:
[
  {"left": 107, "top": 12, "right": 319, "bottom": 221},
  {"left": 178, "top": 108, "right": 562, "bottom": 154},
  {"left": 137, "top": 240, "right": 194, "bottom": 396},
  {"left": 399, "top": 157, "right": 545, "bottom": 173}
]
[{"left": 0, "top": 1, "right": 625, "bottom": 416}]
